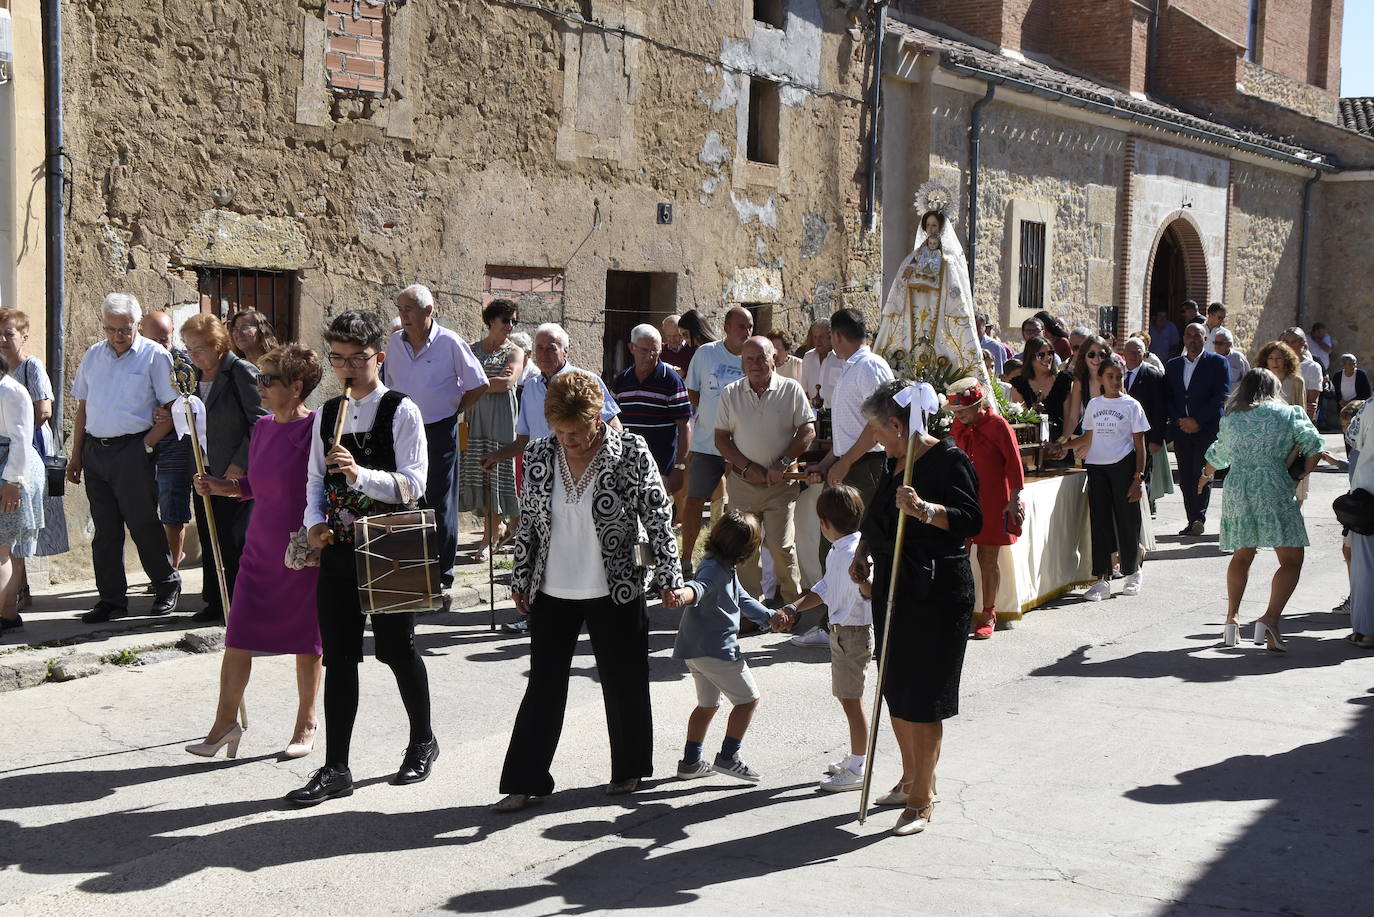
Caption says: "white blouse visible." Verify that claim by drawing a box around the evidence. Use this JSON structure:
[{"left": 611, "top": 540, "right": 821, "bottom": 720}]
[
  {"left": 542, "top": 464, "right": 611, "bottom": 600},
  {"left": 0, "top": 374, "right": 39, "bottom": 485}
]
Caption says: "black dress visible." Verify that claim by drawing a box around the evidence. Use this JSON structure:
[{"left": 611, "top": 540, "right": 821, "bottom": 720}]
[
  {"left": 1011, "top": 371, "right": 1073, "bottom": 440},
  {"left": 861, "top": 439, "right": 981, "bottom": 723}
]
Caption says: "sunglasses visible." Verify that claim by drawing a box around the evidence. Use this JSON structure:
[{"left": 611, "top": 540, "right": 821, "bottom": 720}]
[
  {"left": 1035, "top": 351, "right": 1053, "bottom": 359},
  {"left": 501, "top": 316, "right": 519, "bottom": 325},
  {"left": 1086, "top": 350, "right": 1106, "bottom": 359},
  {"left": 256, "top": 373, "right": 283, "bottom": 388}
]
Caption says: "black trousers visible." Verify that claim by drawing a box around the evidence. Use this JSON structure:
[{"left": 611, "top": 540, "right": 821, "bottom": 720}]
[
  {"left": 83, "top": 435, "right": 178, "bottom": 606},
  {"left": 423, "top": 414, "right": 459, "bottom": 586},
  {"left": 1173, "top": 431, "right": 1216, "bottom": 526},
  {"left": 193, "top": 493, "right": 250, "bottom": 613},
  {"left": 499, "top": 592, "right": 652, "bottom": 796},
  {"left": 1086, "top": 454, "right": 1142, "bottom": 577}
]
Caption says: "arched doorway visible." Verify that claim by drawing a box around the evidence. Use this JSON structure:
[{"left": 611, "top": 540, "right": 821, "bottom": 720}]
[{"left": 1145, "top": 216, "right": 1209, "bottom": 324}]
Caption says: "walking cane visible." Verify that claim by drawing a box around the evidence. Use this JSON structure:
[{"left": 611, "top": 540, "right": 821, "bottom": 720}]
[
  {"left": 857, "top": 403, "right": 925, "bottom": 825},
  {"left": 487, "top": 470, "right": 496, "bottom": 631},
  {"left": 170, "top": 359, "right": 247, "bottom": 729}
]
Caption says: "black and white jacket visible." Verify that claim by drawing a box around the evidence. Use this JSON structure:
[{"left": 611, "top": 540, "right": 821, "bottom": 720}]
[{"left": 511, "top": 430, "right": 683, "bottom": 605}]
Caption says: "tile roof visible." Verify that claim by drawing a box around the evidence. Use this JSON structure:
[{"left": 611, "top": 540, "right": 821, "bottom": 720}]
[
  {"left": 887, "top": 19, "right": 1330, "bottom": 167},
  {"left": 1339, "top": 98, "right": 1374, "bottom": 137}
]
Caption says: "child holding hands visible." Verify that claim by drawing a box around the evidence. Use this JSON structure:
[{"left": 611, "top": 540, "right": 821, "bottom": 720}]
[
  {"left": 664, "top": 511, "right": 789, "bottom": 782},
  {"left": 775, "top": 485, "right": 874, "bottom": 792}
]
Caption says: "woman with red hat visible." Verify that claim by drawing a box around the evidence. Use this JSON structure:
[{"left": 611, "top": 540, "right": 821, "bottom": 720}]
[{"left": 948, "top": 379, "right": 1024, "bottom": 638}]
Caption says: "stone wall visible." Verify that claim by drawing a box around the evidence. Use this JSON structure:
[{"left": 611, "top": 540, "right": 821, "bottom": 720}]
[
  {"left": 1224, "top": 161, "right": 1307, "bottom": 357},
  {"left": 1312, "top": 177, "right": 1374, "bottom": 364},
  {"left": 1237, "top": 60, "right": 1337, "bottom": 124}
]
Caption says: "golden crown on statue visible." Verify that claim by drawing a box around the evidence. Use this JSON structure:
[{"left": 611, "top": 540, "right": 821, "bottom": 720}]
[{"left": 914, "top": 179, "right": 955, "bottom": 221}]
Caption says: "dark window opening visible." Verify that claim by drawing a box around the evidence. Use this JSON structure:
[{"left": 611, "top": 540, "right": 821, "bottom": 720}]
[
  {"left": 753, "top": 0, "right": 786, "bottom": 29},
  {"left": 197, "top": 267, "right": 299, "bottom": 345},
  {"left": 603, "top": 271, "right": 679, "bottom": 379},
  {"left": 747, "top": 78, "right": 780, "bottom": 165},
  {"left": 743, "top": 303, "right": 773, "bottom": 336},
  {"left": 1017, "top": 220, "right": 1046, "bottom": 312}
]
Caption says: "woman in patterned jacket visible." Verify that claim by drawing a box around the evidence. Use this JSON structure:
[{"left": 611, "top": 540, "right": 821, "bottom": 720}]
[{"left": 494, "top": 370, "right": 683, "bottom": 812}]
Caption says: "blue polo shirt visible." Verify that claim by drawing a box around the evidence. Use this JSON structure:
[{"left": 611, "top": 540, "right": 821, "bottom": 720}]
[
  {"left": 610, "top": 361, "right": 692, "bottom": 473},
  {"left": 515, "top": 363, "right": 620, "bottom": 440}
]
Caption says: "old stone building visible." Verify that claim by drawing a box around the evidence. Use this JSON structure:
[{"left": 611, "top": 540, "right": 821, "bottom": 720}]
[{"left": 880, "top": 0, "right": 1374, "bottom": 358}]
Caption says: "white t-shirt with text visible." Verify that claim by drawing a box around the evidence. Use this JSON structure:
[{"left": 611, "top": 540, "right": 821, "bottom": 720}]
[{"left": 1083, "top": 394, "right": 1150, "bottom": 466}]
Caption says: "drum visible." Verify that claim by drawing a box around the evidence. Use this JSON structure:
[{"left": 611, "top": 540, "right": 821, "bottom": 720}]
[{"left": 353, "top": 509, "right": 442, "bottom": 614}]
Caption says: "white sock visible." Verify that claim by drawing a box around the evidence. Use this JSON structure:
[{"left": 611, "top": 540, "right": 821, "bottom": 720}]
[{"left": 844, "top": 753, "right": 866, "bottom": 775}]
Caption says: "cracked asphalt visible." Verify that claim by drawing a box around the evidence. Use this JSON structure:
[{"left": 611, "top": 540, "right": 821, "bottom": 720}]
[{"left": 1, "top": 454, "right": 1370, "bottom": 916}]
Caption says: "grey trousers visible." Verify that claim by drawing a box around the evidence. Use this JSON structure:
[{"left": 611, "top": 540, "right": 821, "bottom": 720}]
[{"left": 83, "top": 434, "right": 179, "bottom": 607}]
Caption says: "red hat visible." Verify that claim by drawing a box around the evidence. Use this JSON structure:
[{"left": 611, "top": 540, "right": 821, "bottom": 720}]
[{"left": 947, "top": 381, "right": 985, "bottom": 408}]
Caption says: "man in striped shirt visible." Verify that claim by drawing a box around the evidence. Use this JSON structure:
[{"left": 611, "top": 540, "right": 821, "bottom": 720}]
[{"left": 610, "top": 323, "right": 692, "bottom": 495}]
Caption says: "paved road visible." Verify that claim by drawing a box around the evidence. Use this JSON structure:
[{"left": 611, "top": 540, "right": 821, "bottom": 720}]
[{"left": 2, "top": 458, "right": 1369, "bottom": 916}]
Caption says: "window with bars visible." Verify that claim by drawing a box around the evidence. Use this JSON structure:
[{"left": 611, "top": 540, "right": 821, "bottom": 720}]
[
  {"left": 1017, "top": 220, "right": 1046, "bottom": 311},
  {"left": 197, "top": 267, "right": 300, "bottom": 345}
]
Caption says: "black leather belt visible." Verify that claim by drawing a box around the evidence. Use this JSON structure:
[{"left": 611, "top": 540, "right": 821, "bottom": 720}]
[{"left": 90, "top": 431, "right": 148, "bottom": 448}]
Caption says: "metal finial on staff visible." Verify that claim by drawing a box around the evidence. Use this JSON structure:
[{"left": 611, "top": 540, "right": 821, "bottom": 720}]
[{"left": 171, "top": 356, "right": 246, "bottom": 729}]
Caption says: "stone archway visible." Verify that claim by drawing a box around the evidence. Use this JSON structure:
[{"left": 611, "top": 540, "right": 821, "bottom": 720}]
[{"left": 1144, "top": 213, "right": 1210, "bottom": 324}]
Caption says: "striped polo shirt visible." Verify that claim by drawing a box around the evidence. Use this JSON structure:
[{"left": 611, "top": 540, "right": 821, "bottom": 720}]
[{"left": 610, "top": 361, "right": 692, "bottom": 473}]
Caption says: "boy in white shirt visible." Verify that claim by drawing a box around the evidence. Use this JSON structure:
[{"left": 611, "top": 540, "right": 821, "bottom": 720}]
[{"left": 777, "top": 485, "right": 874, "bottom": 792}]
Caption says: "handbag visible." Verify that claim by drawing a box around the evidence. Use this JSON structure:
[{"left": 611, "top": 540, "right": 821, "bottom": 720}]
[
  {"left": 19, "top": 360, "right": 66, "bottom": 495},
  {"left": 1334, "top": 488, "right": 1374, "bottom": 536},
  {"left": 1285, "top": 444, "right": 1308, "bottom": 482}
]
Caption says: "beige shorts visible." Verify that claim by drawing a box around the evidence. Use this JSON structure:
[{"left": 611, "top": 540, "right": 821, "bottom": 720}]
[
  {"left": 829, "top": 624, "right": 874, "bottom": 699},
  {"left": 685, "top": 656, "right": 760, "bottom": 707}
]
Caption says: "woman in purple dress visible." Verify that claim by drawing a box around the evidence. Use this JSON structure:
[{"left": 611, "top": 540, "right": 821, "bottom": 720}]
[{"left": 186, "top": 345, "right": 325, "bottom": 760}]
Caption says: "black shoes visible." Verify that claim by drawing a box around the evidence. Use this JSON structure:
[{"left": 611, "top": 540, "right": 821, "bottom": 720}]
[
  {"left": 150, "top": 586, "right": 181, "bottom": 616},
  {"left": 191, "top": 606, "right": 225, "bottom": 624},
  {"left": 285, "top": 765, "right": 354, "bottom": 807},
  {"left": 0, "top": 614, "right": 22, "bottom": 631},
  {"left": 394, "top": 737, "right": 439, "bottom": 785},
  {"left": 82, "top": 602, "right": 127, "bottom": 623}
]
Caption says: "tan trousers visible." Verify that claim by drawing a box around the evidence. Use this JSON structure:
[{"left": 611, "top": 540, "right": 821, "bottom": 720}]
[{"left": 724, "top": 474, "right": 802, "bottom": 604}]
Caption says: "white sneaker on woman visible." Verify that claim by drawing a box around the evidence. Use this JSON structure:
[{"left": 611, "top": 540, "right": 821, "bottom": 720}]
[
  {"left": 1083, "top": 580, "right": 1112, "bottom": 602},
  {"left": 1122, "top": 570, "right": 1143, "bottom": 596}
]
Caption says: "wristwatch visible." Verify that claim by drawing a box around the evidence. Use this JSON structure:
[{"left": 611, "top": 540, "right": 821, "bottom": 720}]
[
  {"left": 672, "top": 463, "right": 687, "bottom": 471},
  {"left": 143, "top": 440, "right": 155, "bottom": 455},
  {"left": 918, "top": 501, "right": 936, "bottom": 524}
]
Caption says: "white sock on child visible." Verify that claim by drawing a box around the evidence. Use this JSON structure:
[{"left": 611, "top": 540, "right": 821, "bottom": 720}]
[{"left": 844, "top": 754, "right": 866, "bottom": 775}]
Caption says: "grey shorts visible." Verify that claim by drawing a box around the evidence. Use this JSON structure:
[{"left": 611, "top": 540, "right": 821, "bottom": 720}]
[
  {"left": 685, "top": 656, "right": 760, "bottom": 707},
  {"left": 829, "top": 624, "right": 874, "bottom": 699},
  {"left": 686, "top": 452, "right": 728, "bottom": 501}
]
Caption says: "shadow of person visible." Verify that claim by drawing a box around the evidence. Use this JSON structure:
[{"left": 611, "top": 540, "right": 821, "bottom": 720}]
[
  {"left": 0, "top": 755, "right": 281, "bottom": 808},
  {"left": 447, "top": 783, "right": 885, "bottom": 913}
]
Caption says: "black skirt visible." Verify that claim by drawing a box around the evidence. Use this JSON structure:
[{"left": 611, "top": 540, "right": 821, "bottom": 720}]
[{"left": 873, "top": 553, "right": 974, "bottom": 723}]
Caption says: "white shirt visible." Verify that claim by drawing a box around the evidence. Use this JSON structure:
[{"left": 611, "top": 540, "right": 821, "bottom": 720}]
[
  {"left": 1342, "top": 371, "right": 1358, "bottom": 402},
  {"left": 1307, "top": 331, "right": 1332, "bottom": 369},
  {"left": 1083, "top": 394, "right": 1150, "bottom": 466},
  {"left": 71, "top": 334, "right": 178, "bottom": 437},
  {"left": 1298, "top": 357, "right": 1322, "bottom": 398},
  {"left": 0, "top": 374, "right": 39, "bottom": 484},
  {"left": 829, "top": 346, "right": 893, "bottom": 456},
  {"left": 1182, "top": 352, "right": 1201, "bottom": 389},
  {"left": 801, "top": 348, "right": 843, "bottom": 406},
  {"left": 515, "top": 363, "right": 620, "bottom": 440},
  {"left": 542, "top": 465, "right": 611, "bottom": 599},
  {"left": 304, "top": 385, "right": 429, "bottom": 529},
  {"left": 1220, "top": 351, "right": 1250, "bottom": 386},
  {"left": 810, "top": 531, "right": 871, "bottom": 627},
  {"left": 383, "top": 323, "right": 488, "bottom": 424}
]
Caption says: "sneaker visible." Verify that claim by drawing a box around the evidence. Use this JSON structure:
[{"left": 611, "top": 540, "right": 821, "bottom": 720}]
[
  {"left": 501, "top": 618, "right": 530, "bottom": 635},
  {"left": 823, "top": 758, "right": 848, "bottom": 776},
  {"left": 676, "top": 759, "right": 713, "bottom": 780},
  {"left": 711, "top": 754, "right": 761, "bottom": 783},
  {"left": 790, "top": 626, "right": 830, "bottom": 647},
  {"left": 819, "top": 768, "right": 864, "bottom": 792},
  {"left": 1333, "top": 595, "right": 1352, "bottom": 614},
  {"left": 1122, "top": 570, "right": 1143, "bottom": 597},
  {"left": 1083, "top": 580, "right": 1111, "bottom": 602}
]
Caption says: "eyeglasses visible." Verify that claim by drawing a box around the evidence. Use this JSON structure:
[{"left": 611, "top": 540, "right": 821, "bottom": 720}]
[
  {"left": 103, "top": 326, "right": 134, "bottom": 336},
  {"left": 233, "top": 323, "right": 260, "bottom": 334},
  {"left": 1085, "top": 350, "right": 1106, "bottom": 359},
  {"left": 500, "top": 316, "right": 519, "bottom": 326},
  {"left": 327, "top": 352, "right": 380, "bottom": 369},
  {"left": 256, "top": 372, "right": 283, "bottom": 388}
]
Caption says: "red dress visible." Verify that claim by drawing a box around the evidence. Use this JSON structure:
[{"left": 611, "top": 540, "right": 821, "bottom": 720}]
[{"left": 951, "top": 411, "right": 1025, "bottom": 546}]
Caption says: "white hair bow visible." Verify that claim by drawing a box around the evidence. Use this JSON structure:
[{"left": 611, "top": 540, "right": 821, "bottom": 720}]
[{"left": 892, "top": 382, "right": 939, "bottom": 436}]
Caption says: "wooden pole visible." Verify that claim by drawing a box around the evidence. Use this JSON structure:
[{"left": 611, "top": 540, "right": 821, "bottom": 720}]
[{"left": 488, "top": 471, "right": 496, "bottom": 631}]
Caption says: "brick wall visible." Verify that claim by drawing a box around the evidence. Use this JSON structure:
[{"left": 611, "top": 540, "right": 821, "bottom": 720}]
[
  {"left": 900, "top": 0, "right": 1008, "bottom": 47},
  {"left": 1261, "top": 0, "right": 1325, "bottom": 87},
  {"left": 325, "top": 0, "right": 386, "bottom": 94},
  {"left": 1154, "top": 5, "right": 1242, "bottom": 107},
  {"left": 1168, "top": 0, "right": 1249, "bottom": 48},
  {"left": 1042, "top": 0, "right": 1148, "bottom": 93}
]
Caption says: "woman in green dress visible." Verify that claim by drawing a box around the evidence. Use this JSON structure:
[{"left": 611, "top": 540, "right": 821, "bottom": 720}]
[
  {"left": 458, "top": 299, "right": 525, "bottom": 561},
  {"left": 1200, "top": 369, "right": 1323, "bottom": 651}
]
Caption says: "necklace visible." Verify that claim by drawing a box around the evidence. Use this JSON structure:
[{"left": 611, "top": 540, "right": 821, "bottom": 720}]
[{"left": 558, "top": 437, "right": 603, "bottom": 504}]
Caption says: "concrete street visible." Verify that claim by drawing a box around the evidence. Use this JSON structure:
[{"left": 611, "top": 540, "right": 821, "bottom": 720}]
[{"left": 1, "top": 450, "right": 1370, "bottom": 916}]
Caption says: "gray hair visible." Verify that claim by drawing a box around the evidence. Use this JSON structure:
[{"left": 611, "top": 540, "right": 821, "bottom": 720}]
[
  {"left": 534, "top": 322, "right": 569, "bottom": 348},
  {"left": 660, "top": 314, "right": 680, "bottom": 328},
  {"left": 1212, "top": 328, "right": 1233, "bottom": 344},
  {"left": 630, "top": 323, "right": 661, "bottom": 346},
  {"left": 509, "top": 331, "right": 533, "bottom": 353},
  {"left": 862, "top": 379, "right": 913, "bottom": 429},
  {"left": 1340, "top": 353, "right": 1357, "bottom": 366},
  {"left": 1226, "top": 367, "right": 1284, "bottom": 414},
  {"left": 1121, "top": 337, "right": 1146, "bottom": 354},
  {"left": 1069, "top": 326, "right": 1093, "bottom": 339},
  {"left": 397, "top": 284, "right": 434, "bottom": 310},
  {"left": 101, "top": 293, "right": 141, "bottom": 324}
]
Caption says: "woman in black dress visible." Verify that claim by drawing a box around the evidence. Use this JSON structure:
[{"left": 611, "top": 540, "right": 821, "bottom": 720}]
[
  {"left": 851, "top": 380, "right": 981, "bottom": 836},
  {"left": 1011, "top": 335, "right": 1073, "bottom": 440}
]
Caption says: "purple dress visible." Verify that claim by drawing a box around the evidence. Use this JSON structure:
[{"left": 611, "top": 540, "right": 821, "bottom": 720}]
[{"left": 225, "top": 414, "right": 323, "bottom": 655}]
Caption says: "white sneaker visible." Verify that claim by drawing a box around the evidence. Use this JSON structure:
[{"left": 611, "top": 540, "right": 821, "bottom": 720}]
[
  {"left": 1122, "top": 570, "right": 1143, "bottom": 597},
  {"left": 790, "top": 626, "right": 830, "bottom": 647},
  {"left": 819, "top": 768, "right": 864, "bottom": 792},
  {"left": 1083, "top": 580, "right": 1111, "bottom": 602}
]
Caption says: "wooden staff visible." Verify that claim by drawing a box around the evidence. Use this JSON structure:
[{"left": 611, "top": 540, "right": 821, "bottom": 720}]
[
  {"left": 488, "top": 470, "right": 497, "bottom": 631},
  {"left": 856, "top": 428, "right": 920, "bottom": 826}
]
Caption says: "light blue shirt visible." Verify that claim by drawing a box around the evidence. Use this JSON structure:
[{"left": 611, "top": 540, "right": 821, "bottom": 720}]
[
  {"left": 684, "top": 340, "right": 744, "bottom": 457},
  {"left": 672, "top": 556, "right": 773, "bottom": 662},
  {"left": 71, "top": 335, "right": 178, "bottom": 437},
  {"left": 515, "top": 363, "right": 620, "bottom": 439},
  {"left": 383, "top": 322, "right": 488, "bottom": 424}
]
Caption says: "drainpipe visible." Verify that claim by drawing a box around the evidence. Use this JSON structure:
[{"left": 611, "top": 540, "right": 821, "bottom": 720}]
[
  {"left": 1296, "top": 170, "right": 1321, "bottom": 329},
  {"left": 1145, "top": 0, "right": 1161, "bottom": 96},
  {"left": 862, "top": 1, "right": 888, "bottom": 234},
  {"left": 42, "top": 0, "right": 66, "bottom": 435},
  {"left": 967, "top": 83, "right": 995, "bottom": 288}
]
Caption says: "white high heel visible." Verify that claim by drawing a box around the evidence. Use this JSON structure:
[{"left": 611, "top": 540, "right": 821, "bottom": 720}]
[
  {"left": 1252, "top": 620, "right": 1287, "bottom": 652},
  {"left": 185, "top": 724, "right": 244, "bottom": 759},
  {"left": 284, "top": 727, "right": 317, "bottom": 759},
  {"left": 1222, "top": 620, "right": 1239, "bottom": 647}
]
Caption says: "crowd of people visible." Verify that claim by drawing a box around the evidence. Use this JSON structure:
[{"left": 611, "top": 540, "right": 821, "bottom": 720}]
[{"left": 1, "top": 287, "right": 1364, "bottom": 838}]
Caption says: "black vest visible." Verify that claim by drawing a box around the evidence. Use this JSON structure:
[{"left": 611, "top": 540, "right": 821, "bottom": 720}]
[{"left": 319, "top": 389, "right": 406, "bottom": 542}]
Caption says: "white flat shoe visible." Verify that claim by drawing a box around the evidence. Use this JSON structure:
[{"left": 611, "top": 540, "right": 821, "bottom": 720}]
[
  {"left": 892, "top": 803, "right": 934, "bottom": 836},
  {"left": 186, "top": 724, "right": 244, "bottom": 759}
]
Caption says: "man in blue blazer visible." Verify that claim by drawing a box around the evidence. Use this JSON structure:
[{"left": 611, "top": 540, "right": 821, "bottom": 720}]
[{"left": 1166, "top": 322, "right": 1231, "bottom": 536}]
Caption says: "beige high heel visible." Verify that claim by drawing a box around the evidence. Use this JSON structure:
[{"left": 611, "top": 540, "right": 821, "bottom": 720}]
[
  {"left": 893, "top": 801, "right": 935, "bottom": 836},
  {"left": 284, "top": 726, "right": 317, "bottom": 759},
  {"left": 186, "top": 723, "right": 244, "bottom": 759}
]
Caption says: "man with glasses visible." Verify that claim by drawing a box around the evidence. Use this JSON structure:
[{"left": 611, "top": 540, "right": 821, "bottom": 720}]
[
  {"left": 610, "top": 324, "right": 691, "bottom": 495},
  {"left": 67, "top": 293, "right": 181, "bottom": 622},
  {"left": 384, "top": 284, "right": 488, "bottom": 592}
]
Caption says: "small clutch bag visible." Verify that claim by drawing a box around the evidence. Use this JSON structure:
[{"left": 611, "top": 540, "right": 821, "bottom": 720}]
[{"left": 284, "top": 527, "right": 321, "bottom": 570}]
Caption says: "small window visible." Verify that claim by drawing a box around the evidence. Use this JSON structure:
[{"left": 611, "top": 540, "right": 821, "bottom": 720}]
[
  {"left": 747, "top": 78, "right": 780, "bottom": 165},
  {"left": 744, "top": 303, "right": 773, "bottom": 335},
  {"left": 325, "top": 0, "right": 387, "bottom": 95},
  {"left": 1017, "top": 220, "right": 1046, "bottom": 311},
  {"left": 197, "top": 267, "right": 300, "bottom": 344},
  {"left": 753, "top": 0, "right": 786, "bottom": 29}
]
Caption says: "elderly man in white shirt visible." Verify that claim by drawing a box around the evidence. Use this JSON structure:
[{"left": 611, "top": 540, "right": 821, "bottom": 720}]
[
  {"left": 1211, "top": 328, "right": 1250, "bottom": 385},
  {"left": 384, "top": 284, "right": 488, "bottom": 589},
  {"left": 800, "top": 317, "right": 843, "bottom": 407},
  {"left": 1282, "top": 327, "right": 1323, "bottom": 422},
  {"left": 68, "top": 293, "right": 181, "bottom": 622}
]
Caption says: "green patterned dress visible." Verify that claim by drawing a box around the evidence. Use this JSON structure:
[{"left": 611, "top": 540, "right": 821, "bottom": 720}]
[{"left": 1204, "top": 402, "right": 1324, "bottom": 550}]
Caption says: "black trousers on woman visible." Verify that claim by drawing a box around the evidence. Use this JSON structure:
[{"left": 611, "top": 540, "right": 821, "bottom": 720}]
[
  {"left": 499, "top": 592, "right": 652, "bottom": 796},
  {"left": 1086, "top": 454, "right": 1142, "bottom": 578}
]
